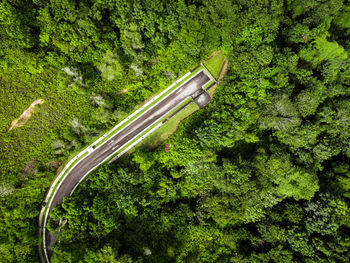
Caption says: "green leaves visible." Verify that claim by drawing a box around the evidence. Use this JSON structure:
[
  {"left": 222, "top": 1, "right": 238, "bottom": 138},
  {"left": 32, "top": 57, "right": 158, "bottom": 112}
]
[
  {"left": 97, "top": 51, "right": 123, "bottom": 81},
  {"left": 236, "top": 25, "right": 264, "bottom": 48},
  {"left": 300, "top": 37, "right": 348, "bottom": 67},
  {"left": 1, "top": 0, "right": 350, "bottom": 262},
  {"left": 260, "top": 94, "right": 301, "bottom": 132},
  {"left": 255, "top": 150, "right": 319, "bottom": 201}
]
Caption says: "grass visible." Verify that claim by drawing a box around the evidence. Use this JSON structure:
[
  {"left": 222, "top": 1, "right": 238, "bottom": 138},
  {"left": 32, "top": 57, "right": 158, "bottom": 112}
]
[
  {"left": 207, "top": 85, "right": 216, "bottom": 97},
  {"left": 135, "top": 54, "right": 226, "bottom": 150},
  {"left": 135, "top": 63, "right": 224, "bottom": 150},
  {"left": 42, "top": 60, "right": 220, "bottom": 215},
  {"left": 109, "top": 97, "right": 193, "bottom": 156},
  {"left": 204, "top": 51, "right": 226, "bottom": 79},
  {"left": 41, "top": 66, "right": 207, "bottom": 228},
  {"left": 95, "top": 67, "right": 204, "bottom": 147},
  {"left": 203, "top": 79, "right": 216, "bottom": 90},
  {"left": 138, "top": 101, "right": 200, "bottom": 149},
  {"left": 0, "top": 67, "right": 92, "bottom": 182},
  {"left": 40, "top": 60, "right": 220, "bottom": 263}
]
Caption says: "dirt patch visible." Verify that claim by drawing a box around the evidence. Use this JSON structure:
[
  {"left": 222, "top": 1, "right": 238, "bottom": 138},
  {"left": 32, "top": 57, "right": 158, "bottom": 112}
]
[
  {"left": 118, "top": 89, "right": 128, "bottom": 94},
  {"left": 150, "top": 59, "right": 159, "bottom": 66},
  {"left": 164, "top": 144, "right": 171, "bottom": 152},
  {"left": 48, "top": 160, "right": 63, "bottom": 171},
  {"left": 21, "top": 160, "right": 36, "bottom": 179},
  {"left": 8, "top": 99, "right": 45, "bottom": 131},
  {"left": 141, "top": 95, "right": 156, "bottom": 106}
]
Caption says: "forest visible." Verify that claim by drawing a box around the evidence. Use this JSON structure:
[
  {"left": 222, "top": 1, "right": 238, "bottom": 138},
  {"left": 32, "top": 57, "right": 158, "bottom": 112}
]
[{"left": 0, "top": 0, "right": 349, "bottom": 262}]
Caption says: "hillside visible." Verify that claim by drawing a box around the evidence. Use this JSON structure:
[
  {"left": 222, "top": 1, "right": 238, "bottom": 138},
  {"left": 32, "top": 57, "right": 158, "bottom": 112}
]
[{"left": 0, "top": 1, "right": 349, "bottom": 262}]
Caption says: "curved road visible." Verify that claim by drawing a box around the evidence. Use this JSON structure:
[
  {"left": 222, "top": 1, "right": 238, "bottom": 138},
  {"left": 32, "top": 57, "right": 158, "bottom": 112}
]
[{"left": 42, "top": 70, "right": 212, "bottom": 261}]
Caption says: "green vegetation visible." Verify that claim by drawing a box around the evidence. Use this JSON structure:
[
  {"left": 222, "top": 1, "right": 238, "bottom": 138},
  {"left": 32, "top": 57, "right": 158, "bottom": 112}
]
[
  {"left": 111, "top": 96, "right": 195, "bottom": 159},
  {"left": 203, "top": 51, "right": 226, "bottom": 79},
  {"left": 1, "top": 0, "right": 350, "bottom": 263},
  {"left": 139, "top": 100, "right": 200, "bottom": 149},
  {"left": 95, "top": 65, "right": 205, "bottom": 147}
]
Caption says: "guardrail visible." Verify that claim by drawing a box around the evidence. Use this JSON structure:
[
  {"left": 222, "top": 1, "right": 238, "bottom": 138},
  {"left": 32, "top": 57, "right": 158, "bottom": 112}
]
[{"left": 39, "top": 64, "right": 214, "bottom": 263}]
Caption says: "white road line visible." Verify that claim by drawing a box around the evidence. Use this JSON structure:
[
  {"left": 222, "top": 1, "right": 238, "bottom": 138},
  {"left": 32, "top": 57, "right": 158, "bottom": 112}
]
[
  {"left": 176, "top": 88, "right": 183, "bottom": 94},
  {"left": 41, "top": 71, "right": 195, "bottom": 204},
  {"left": 98, "top": 70, "right": 203, "bottom": 147},
  {"left": 41, "top": 66, "right": 208, "bottom": 263},
  {"left": 70, "top": 183, "right": 80, "bottom": 196},
  {"left": 201, "top": 62, "right": 216, "bottom": 83},
  {"left": 70, "top": 96, "right": 190, "bottom": 194},
  {"left": 114, "top": 122, "right": 163, "bottom": 160},
  {"left": 87, "top": 71, "right": 192, "bottom": 149},
  {"left": 112, "top": 145, "right": 119, "bottom": 150}
]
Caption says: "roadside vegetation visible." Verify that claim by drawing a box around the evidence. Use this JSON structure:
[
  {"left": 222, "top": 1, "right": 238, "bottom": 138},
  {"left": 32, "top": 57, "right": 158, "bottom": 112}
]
[
  {"left": 139, "top": 53, "right": 225, "bottom": 150},
  {"left": 1, "top": 0, "right": 350, "bottom": 262},
  {"left": 203, "top": 51, "right": 226, "bottom": 79},
  {"left": 138, "top": 101, "right": 200, "bottom": 150}
]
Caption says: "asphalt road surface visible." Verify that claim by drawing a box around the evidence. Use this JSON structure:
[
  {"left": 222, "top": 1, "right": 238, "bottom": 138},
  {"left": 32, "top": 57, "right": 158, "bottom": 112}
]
[{"left": 44, "top": 70, "right": 210, "bottom": 259}]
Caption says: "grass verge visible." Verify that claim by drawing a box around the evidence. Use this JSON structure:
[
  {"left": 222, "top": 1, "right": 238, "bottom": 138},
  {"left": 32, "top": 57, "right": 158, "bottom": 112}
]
[
  {"left": 40, "top": 60, "right": 218, "bottom": 263},
  {"left": 138, "top": 101, "right": 200, "bottom": 150},
  {"left": 110, "top": 97, "right": 193, "bottom": 155},
  {"left": 95, "top": 67, "right": 204, "bottom": 147},
  {"left": 204, "top": 51, "right": 226, "bottom": 79}
]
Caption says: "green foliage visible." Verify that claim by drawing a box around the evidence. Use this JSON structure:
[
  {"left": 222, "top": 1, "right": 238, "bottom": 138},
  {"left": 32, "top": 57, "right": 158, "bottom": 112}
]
[
  {"left": 255, "top": 150, "right": 319, "bottom": 200},
  {"left": 300, "top": 37, "right": 348, "bottom": 67},
  {"left": 203, "top": 51, "right": 226, "bottom": 79},
  {"left": 1, "top": 0, "right": 350, "bottom": 262},
  {"left": 97, "top": 51, "right": 123, "bottom": 81}
]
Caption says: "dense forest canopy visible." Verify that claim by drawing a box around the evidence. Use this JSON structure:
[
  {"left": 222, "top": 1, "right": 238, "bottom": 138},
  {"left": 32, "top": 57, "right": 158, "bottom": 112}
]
[{"left": 0, "top": 0, "right": 349, "bottom": 262}]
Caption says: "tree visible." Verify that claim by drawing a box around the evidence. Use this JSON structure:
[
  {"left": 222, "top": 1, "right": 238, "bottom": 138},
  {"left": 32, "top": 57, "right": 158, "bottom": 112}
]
[
  {"left": 97, "top": 51, "right": 123, "bottom": 81},
  {"left": 254, "top": 149, "right": 319, "bottom": 201}
]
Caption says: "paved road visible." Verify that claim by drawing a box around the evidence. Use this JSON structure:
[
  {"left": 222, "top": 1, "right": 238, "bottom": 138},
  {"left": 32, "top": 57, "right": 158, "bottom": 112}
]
[{"left": 44, "top": 70, "right": 210, "bottom": 259}]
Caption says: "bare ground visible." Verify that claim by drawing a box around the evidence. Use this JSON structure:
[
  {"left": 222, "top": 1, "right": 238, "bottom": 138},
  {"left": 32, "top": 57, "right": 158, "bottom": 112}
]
[
  {"left": 47, "top": 160, "right": 63, "bottom": 171},
  {"left": 140, "top": 95, "right": 156, "bottom": 107},
  {"left": 8, "top": 99, "right": 45, "bottom": 131},
  {"left": 118, "top": 89, "right": 128, "bottom": 94},
  {"left": 21, "top": 160, "right": 37, "bottom": 179}
]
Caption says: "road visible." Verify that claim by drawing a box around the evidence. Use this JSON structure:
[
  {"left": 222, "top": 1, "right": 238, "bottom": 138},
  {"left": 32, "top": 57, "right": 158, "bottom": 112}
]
[{"left": 43, "top": 70, "right": 211, "bottom": 260}]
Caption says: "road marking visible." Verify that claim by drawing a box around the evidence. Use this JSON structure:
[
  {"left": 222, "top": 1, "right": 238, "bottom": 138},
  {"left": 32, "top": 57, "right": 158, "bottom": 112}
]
[
  {"left": 70, "top": 183, "right": 80, "bottom": 196},
  {"left": 112, "top": 145, "right": 119, "bottom": 150},
  {"left": 200, "top": 62, "right": 216, "bottom": 82},
  {"left": 41, "top": 66, "right": 209, "bottom": 263},
  {"left": 85, "top": 71, "right": 192, "bottom": 150},
  {"left": 107, "top": 140, "right": 114, "bottom": 145}
]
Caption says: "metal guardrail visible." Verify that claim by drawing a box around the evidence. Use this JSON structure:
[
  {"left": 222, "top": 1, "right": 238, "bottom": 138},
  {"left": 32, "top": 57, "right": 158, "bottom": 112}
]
[{"left": 39, "top": 66, "right": 216, "bottom": 263}]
